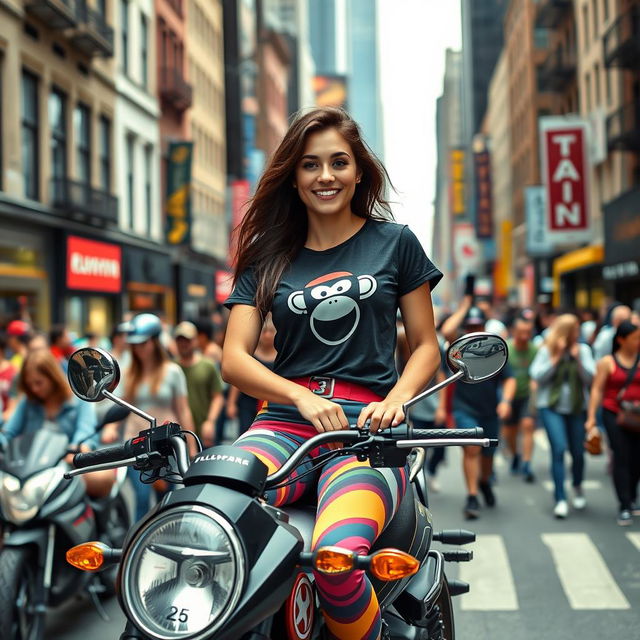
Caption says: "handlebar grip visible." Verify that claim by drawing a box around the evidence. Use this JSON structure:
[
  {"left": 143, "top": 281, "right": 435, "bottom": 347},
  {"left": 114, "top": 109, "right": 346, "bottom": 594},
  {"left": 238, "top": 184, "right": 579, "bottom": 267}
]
[
  {"left": 411, "top": 428, "right": 485, "bottom": 440},
  {"left": 73, "top": 443, "right": 129, "bottom": 469}
]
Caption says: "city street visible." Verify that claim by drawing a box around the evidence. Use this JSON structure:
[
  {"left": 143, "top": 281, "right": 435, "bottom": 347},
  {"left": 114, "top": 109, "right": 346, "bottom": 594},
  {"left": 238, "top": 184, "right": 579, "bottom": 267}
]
[{"left": 48, "top": 430, "right": 640, "bottom": 639}]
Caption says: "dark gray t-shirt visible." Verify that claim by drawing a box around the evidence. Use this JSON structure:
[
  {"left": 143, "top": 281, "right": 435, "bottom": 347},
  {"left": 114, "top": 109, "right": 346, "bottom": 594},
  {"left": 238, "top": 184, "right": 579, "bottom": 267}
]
[{"left": 225, "top": 220, "right": 442, "bottom": 397}]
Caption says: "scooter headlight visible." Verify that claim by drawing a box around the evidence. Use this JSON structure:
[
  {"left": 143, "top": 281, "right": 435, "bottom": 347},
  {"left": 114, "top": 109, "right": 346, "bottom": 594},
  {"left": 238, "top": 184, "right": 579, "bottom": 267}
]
[
  {"left": 121, "top": 505, "right": 245, "bottom": 639},
  {"left": 0, "top": 468, "right": 62, "bottom": 524}
]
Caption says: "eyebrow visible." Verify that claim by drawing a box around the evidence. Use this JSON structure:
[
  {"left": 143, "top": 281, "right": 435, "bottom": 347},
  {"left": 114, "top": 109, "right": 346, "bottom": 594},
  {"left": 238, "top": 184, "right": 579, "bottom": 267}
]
[{"left": 300, "top": 152, "right": 351, "bottom": 160}]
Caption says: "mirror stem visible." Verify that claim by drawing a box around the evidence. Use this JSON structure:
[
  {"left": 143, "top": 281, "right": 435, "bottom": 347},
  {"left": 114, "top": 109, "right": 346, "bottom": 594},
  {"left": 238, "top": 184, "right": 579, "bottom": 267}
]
[
  {"left": 103, "top": 391, "right": 157, "bottom": 429},
  {"left": 402, "top": 370, "right": 465, "bottom": 414}
]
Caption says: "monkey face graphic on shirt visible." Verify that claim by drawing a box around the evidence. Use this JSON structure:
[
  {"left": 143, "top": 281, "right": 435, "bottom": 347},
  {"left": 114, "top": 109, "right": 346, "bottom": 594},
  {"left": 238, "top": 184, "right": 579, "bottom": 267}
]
[{"left": 287, "top": 271, "right": 377, "bottom": 346}]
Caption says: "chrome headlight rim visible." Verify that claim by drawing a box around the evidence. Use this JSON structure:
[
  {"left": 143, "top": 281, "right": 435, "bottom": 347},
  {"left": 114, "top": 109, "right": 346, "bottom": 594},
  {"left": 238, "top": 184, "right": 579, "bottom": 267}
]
[{"left": 121, "top": 504, "right": 246, "bottom": 640}]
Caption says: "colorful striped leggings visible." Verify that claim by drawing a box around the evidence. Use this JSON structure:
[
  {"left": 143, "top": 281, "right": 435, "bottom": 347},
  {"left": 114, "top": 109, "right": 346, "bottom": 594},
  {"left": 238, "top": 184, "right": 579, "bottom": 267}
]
[{"left": 235, "top": 423, "right": 408, "bottom": 640}]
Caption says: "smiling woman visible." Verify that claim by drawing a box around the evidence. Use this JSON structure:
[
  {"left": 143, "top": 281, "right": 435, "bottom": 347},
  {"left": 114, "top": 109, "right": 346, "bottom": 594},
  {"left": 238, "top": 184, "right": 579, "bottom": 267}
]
[{"left": 221, "top": 107, "right": 442, "bottom": 640}]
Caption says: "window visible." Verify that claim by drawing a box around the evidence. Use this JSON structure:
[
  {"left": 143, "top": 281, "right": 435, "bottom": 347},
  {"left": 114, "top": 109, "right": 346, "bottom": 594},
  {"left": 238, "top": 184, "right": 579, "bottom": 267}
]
[
  {"left": 582, "top": 5, "right": 589, "bottom": 48},
  {"left": 585, "top": 72, "right": 592, "bottom": 112},
  {"left": 121, "top": 0, "right": 129, "bottom": 74},
  {"left": 97, "top": 0, "right": 106, "bottom": 16},
  {"left": 606, "top": 68, "right": 612, "bottom": 106},
  {"left": 21, "top": 70, "right": 39, "bottom": 199},
  {"left": 49, "top": 88, "right": 67, "bottom": 201},
  {"left": 126, "top": 134, "right": 135, "bottom": 229},
  {"left": 74, "top": 103, "right": 91, "bottom": 185},
  {"left": 603, "top": 0, "right": 609, "bottom": 22},
  {"left": 99, "top": 115, "right": 111, "bottom": 192},
  {"left": 594, "top": 63, "right": 600, "bottom": 107},
  {"left": 140, "top": 14, "right": 148, "bottom": 88},
  {"left": 144, "top": 144, "right": 152, "bottom": 234},
  {"left": 592, "top": 0, "right": 599, "bottom": 40}
]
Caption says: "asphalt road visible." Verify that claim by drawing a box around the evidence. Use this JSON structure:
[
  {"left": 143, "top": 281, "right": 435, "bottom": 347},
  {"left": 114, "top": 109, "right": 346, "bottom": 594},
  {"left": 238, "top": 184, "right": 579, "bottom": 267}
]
[{"left": 48, "top": 430, "right": 640, "bottom": 639}]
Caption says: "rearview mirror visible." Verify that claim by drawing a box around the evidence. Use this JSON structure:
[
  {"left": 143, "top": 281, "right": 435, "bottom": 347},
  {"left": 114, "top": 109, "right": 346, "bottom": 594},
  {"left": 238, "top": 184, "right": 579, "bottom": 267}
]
[
  {"left": 446, "top": 332, "right": 508, "bottom": 384},
  {"left": 67, "top": 348, "right": 120, "bottom": 402}
]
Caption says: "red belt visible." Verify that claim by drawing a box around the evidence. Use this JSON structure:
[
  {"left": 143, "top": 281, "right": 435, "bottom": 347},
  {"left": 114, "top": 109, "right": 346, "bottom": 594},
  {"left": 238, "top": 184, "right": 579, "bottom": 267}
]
[{"left": 289, "top": 377, "right": 382, "bottom": 404}]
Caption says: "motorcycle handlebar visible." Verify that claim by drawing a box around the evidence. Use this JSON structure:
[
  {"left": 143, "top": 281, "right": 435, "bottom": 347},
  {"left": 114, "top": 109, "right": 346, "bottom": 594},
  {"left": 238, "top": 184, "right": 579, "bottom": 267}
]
[
  {"left": 412, "top": 428, "right": 485, "bottom": 439},
  {"left": 73, "top": 443, "right": 131, "bottom": 469}
]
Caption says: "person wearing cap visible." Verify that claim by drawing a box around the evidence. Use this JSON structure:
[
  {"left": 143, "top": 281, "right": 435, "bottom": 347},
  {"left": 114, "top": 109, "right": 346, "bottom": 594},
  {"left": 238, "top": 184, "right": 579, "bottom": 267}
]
[
  {"left": 174, "top": 321, "right": 224, "bottom": 447},
  {"left": 6, "top": 319, "right": 31, "bottom": 371},
  {"left": 442, "top": 297, "right": 516, "bottom": 519},
  {"left": 116, "top": 313, "right": 194, "bottom": 520}
]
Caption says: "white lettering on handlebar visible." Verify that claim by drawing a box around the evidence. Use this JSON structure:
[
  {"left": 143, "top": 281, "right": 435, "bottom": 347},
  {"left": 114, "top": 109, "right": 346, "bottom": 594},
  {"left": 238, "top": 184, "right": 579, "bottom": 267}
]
[{"left": 194, "top": 454, "right": 250, "bottom": 466}]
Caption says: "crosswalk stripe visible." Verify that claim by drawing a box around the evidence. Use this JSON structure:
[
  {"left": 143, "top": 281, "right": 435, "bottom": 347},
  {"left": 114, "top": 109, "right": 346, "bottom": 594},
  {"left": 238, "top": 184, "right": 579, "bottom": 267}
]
[
  {"left": 534, "top": 429, "right": 549, "bottom": 452},
  {"left": 459, "top": 534, "right": 519, "bottom": 611},
  {"left": 626, "top": 532, "right": 640, "bottom": 552},
  {"left": 541, "top": 533, "right": 630, "bottom": 610}
]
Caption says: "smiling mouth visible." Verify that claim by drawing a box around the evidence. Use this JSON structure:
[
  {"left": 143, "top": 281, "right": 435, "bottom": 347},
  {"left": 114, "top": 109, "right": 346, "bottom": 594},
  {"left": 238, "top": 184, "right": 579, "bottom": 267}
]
[{"left": 313, "top": 189, "right": 342, "bottom": 200}]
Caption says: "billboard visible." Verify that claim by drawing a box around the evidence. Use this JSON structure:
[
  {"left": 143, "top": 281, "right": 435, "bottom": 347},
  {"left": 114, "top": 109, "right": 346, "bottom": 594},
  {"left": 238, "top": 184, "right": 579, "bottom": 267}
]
[
  {"left": 539, "top": 117, "right": 591, "bottom": 245},
  {"left": 449, "top": 149, "right": 465, "bottom": 216},
  {"left": 453, "top": 222, "right": 481, "bottom": 274},
  {"left": 474, "top": 150, "right": 493, "bottom": 238},
  {"left": 66, "top": 236, "right": 122, "bottom": 293},
  {"left": 313, "top": 75, "right": 348, "bottom": 109},
  {"left": 165, "top": 142, "right": 193, "bottom": 245}
]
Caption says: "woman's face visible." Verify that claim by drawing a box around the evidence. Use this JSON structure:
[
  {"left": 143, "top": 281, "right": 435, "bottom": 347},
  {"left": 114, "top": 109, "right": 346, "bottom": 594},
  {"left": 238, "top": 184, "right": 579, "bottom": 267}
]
[
  {"left": 294, "top": 128, "right": 361, "bottom": 220},
  {"left": 132, "top": 338, "right": 155, "bottom": 360},
  {"left": 620, "top": 329, "right": 640, "bottom": 353},
  {"left": 24, "top": 368, "right": 54, "bottom": 402}
]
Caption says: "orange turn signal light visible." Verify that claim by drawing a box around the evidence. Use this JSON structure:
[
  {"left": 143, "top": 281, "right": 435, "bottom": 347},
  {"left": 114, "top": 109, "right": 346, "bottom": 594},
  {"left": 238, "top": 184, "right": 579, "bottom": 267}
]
[
  {"left": 370, "top": 548, "right": 420, "bottom": 581},
  {"left": 314, "top": 546, "right": 356, "bottom": 575},
  {"left": 66, "top": 542, "right": 109, "bottom": 572}
]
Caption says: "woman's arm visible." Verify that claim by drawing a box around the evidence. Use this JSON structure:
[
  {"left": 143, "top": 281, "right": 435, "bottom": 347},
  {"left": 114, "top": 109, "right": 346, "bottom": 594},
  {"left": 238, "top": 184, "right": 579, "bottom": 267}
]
[
  {"left": 529, "top": 345, "right": 558, "bottom": 385},
  {"left": 586, "top": 356, "right": 612, "bottom": 430},
  {"left": 71, "top": 401, "right": 98, "bottom": 447},
  {"left": 358, "top": 284, "right": 440, "bottom": 432},
  {"left": 222, "top": 304, "right": 349, "bottom": 433},
  {"left": 0, "top": 396, "right": 28, "bottom": 445}
]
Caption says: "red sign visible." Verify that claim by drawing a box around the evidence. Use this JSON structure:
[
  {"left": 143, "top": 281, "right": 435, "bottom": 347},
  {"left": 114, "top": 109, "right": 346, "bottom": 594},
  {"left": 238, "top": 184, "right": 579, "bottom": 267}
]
[
  {"left": 540, "top": 118, "right": 590, "bottom": 244},
  {"left": 66, "top": 236, "right": 122, "bottom": 293},
  {"left": 215, "top": 270, "right": 234, "bottom": 304},
  {"left": 229, "top": 179, "right": 251, "bottom": 265}
]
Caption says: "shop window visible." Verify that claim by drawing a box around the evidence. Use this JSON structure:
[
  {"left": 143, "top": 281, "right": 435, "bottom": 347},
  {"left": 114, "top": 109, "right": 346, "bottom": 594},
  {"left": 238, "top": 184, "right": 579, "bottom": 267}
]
[
  {"left": 74, "top": 103, "right": 91, "bottom": 185},
  {"left": 144, "top": 144, "right": 152, "bottom": 235},
  {"left": 21, "top": 69, "right": 39, "bottom": 200},
  {"left": 49, "top": 87, "right": 67, "bottom": 202},
  {"left": 99, "top": 115, "right": 111, "bottom": 192}
]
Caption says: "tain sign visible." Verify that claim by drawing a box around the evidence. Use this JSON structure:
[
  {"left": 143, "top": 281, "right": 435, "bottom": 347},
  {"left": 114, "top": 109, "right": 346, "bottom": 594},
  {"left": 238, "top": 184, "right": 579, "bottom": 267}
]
[{"left": 539, "top": 118, "right": 591, "bottom": 245}]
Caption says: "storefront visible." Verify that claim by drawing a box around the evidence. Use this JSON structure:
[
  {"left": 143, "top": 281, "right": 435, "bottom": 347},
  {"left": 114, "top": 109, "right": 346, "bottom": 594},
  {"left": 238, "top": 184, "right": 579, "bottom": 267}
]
[
  {"left": 177, "top": 260, "right": 219, "bottom": 320},
  {"left": 124, "top": 246, "right": 175, "bottom": 322},
  {"left": 0, "top": 223, "right": 52, "bottom": 329},
  {"left": 552, "top": 245, "right": 605, "bottom": 311},
  {"left": 603, "top": 187, "right": 640, "bottom": 308},
  {"left": 62, "top": 234, "right": 122, "bottom": 339}
]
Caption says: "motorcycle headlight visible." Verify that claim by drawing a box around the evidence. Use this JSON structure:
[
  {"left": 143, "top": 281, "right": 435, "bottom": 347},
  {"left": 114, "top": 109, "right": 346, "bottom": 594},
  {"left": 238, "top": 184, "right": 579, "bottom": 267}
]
[
  {"left": 121, "top": 505, "right": 245, "bottom": 640},
  {"left": 0, "top": 468, "right": 62, "bottom": 524}
]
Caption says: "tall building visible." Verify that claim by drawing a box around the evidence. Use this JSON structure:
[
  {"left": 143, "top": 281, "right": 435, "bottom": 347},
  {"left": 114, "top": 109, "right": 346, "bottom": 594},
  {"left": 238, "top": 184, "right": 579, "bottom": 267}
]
[
  {"left": 345, "top": 0, "right": 383, "bottom": 158},
  {"left": 433, "top": 49, "right": 464, "bottom": 306},
  {"left": 0, "top": 0, "right": 123, "bottom": 332},
  {"left": 461, "top": 0, "right": 509, "bottom": 139},
  {"left": 306, "top": 0, "right": 384, "bottom": 158}
]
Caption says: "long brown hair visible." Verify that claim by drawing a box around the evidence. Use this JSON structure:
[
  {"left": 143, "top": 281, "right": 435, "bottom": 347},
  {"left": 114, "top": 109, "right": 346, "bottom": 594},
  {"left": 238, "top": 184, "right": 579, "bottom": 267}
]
[
  {"left": 125, "top": 337, "right": 170, "bottom": 401},
  {"left": 20, "top": 350, "right": 72, "bottom": 404},
  {"left": 233, "top": 107, "right": 393, "bottom": 317}
]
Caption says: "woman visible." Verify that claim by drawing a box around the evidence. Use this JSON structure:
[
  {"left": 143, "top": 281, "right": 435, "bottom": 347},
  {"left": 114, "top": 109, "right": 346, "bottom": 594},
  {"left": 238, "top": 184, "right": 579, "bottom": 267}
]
[
  {"left": 0, "top": 350, "right": 113, "bottom": 497},
  {"left": 222, "top": 107, "right": 442, "bottom": 640},
  {"left": 110, "top": 313, "right": 194, "bottom": 520},
  {"left": 586, "top": 320, "right": 640, "bottom": 526},
  {"left": 530, "top": 313, "right": 595, "bottom": 518}
]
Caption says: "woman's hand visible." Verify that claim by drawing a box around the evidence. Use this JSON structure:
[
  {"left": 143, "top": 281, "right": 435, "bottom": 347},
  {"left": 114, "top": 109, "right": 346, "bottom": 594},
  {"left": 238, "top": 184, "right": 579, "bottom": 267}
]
[
  {"left": 357, "top": 399, "right": 405, "bottom": 433},
  {"left": 226, "top": 401, "right": 238, "bottom": 420},
  {"left": 293, "top": 391, "right": 349, "bottom": 433},
  {"left": 584, "top": 418, "right": 598, "bottom": 437},
  {"left": 569, "top": 343, "right": 580, "bottom": 358},
  {"left": 101, "top": 422, "right": 120, "bottom": 444},
  {"left": 65, "top": 443, "right": 91, "bottom": 466}
]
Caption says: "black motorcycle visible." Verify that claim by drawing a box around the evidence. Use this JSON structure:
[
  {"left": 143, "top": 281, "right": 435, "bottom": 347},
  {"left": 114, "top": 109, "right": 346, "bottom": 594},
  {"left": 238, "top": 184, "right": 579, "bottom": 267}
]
[
  {"left": 64, "top": 332, "right": 507, "bottom": 640},
  {"left": 0, "top": 403, "right": 131, "bottom": 640}
]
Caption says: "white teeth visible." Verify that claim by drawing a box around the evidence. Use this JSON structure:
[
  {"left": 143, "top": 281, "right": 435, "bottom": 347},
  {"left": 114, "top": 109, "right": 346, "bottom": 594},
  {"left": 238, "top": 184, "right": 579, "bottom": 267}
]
[{"left": 316, "top": 190, "right": 339, "bottom": 196}]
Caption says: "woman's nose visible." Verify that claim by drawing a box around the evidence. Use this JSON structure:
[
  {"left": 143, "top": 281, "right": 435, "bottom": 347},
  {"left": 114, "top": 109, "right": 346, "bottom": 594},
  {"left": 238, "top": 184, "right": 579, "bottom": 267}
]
[{"left": 319, "top": 165, "right": 335, "bottom": 182}]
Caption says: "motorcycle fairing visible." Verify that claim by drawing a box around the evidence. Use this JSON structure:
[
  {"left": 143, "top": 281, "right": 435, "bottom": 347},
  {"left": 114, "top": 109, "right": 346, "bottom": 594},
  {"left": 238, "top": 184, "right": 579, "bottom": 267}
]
[
  {"left": 3, "top": 431, "right": 70, "bottom": 480},
  {"left": 118, "top": 482, "right": 304, "bottom": 640}
]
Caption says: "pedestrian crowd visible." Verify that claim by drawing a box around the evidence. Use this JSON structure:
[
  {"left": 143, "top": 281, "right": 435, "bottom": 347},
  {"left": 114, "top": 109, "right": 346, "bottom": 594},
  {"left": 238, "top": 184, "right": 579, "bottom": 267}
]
[{"left": 0, "top": 285, "right": 639, "bottom": 526}]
